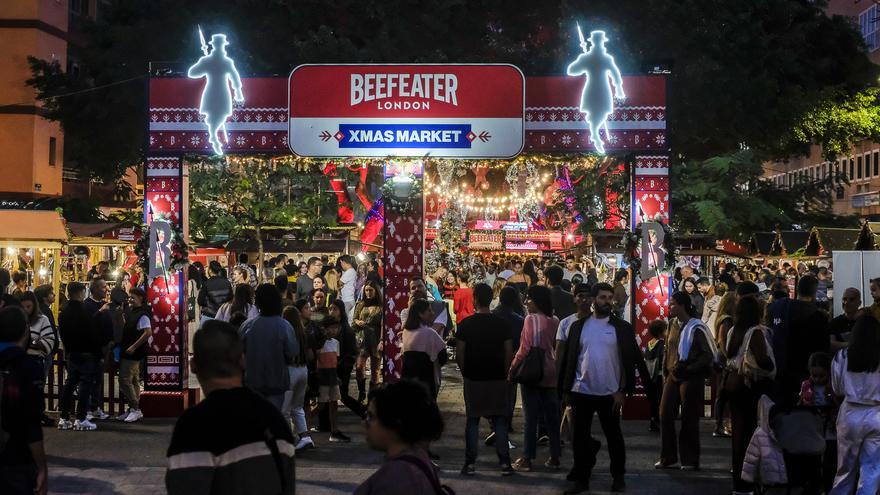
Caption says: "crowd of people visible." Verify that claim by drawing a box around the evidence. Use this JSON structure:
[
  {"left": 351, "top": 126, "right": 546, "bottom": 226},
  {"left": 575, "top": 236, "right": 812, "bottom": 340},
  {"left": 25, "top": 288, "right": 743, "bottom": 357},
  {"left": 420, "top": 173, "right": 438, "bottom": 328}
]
[{"left": 3, "top": 249, "right": 880, "bottom": 495}]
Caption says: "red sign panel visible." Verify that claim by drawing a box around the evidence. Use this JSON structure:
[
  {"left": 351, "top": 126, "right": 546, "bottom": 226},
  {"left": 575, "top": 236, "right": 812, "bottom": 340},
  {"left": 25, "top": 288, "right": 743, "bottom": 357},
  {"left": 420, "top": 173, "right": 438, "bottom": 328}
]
[{"left": 288, "top": 64, "right": 525, "bottom": 158}]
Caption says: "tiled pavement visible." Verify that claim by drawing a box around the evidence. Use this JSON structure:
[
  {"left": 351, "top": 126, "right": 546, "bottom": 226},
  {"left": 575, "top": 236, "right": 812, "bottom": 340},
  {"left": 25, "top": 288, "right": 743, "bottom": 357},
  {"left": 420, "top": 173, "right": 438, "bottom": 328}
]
[{"left": 44, "top": 367, "right": 732, "bottom": 494}]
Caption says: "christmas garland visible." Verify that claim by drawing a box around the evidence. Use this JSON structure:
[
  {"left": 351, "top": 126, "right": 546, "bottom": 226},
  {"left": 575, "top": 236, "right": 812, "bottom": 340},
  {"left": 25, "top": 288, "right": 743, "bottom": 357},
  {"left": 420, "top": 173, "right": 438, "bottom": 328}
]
[
  {"left": 135, "top": 214, "right": 190, "bottom": 279},
  {"left": 620, "top": 221, "right": 677, "bottom": 275},
  {"left": 380, "top": 174, "right": 423, "bottom": 214}
]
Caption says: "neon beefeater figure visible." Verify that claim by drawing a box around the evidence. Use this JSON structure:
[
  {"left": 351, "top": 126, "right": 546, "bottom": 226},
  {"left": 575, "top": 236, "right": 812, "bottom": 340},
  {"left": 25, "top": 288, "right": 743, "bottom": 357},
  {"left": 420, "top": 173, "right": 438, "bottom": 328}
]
[
  {"left": 566, "top": 28, "right": 625, "bottom": 154},
  {"left": 187, "top": 32, "right": 244, "bottom": 155}
]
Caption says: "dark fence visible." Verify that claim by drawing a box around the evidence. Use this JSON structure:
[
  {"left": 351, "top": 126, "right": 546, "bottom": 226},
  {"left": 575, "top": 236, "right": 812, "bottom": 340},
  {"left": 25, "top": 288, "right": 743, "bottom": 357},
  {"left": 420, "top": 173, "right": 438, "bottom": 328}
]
[{"left": 46, "top": 350, "right": 128, "bottom": 417}]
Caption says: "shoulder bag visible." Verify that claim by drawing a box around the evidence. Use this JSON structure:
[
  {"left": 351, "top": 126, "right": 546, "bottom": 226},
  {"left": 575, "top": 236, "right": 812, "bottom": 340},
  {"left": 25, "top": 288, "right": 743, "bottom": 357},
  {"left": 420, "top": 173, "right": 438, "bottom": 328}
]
[{"left": 512, "top": 314, "right": 545, "bottom": 386}]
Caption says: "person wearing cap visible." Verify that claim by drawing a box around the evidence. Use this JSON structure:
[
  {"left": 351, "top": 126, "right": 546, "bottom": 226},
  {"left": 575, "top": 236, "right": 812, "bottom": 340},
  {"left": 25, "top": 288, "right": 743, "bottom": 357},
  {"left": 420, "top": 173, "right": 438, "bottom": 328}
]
[{"left": 118, "top": 287, "right": 152, "bottom": 423}]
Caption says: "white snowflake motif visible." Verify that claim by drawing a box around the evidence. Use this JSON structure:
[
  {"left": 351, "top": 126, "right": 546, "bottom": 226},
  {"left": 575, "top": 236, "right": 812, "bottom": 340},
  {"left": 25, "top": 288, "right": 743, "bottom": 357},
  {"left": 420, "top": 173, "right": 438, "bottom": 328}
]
[
  {"left": 149, "top": 135, "right": 156, "bottom": 146},
  {"left": 525, "top": 113, "right": 533, "bottom": 121},
  {"left": 190, "top": 135, "right": 202, "bottom": 146},
  {"left": 549, "top": 112, "right": 558, "bottom": 121},
  {"left": 561, "top": 134, "right": 573, "bottom": 145},
  {"left": 655, "top": 134, "right": 666, "bottom": 145},
  {"left": 607, "top": 133, "right": 619, "bottom": 145},
  {"left": 235, "top": 135, "right": 247, "bottom": 146}
]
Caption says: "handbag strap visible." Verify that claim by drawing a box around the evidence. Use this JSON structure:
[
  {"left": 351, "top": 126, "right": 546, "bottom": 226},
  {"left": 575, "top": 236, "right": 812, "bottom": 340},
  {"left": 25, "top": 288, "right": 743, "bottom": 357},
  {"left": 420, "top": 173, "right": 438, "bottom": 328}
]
[{"left": 531, "top": 314, "right": 541, "bottom": 347}]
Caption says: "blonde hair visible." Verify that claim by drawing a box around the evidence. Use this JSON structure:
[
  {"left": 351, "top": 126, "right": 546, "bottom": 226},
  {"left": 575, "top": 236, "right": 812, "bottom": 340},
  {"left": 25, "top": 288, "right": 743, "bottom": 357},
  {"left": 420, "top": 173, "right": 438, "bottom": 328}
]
[{"left": 325, "top": 269, "right": 339, "bottom": 291}]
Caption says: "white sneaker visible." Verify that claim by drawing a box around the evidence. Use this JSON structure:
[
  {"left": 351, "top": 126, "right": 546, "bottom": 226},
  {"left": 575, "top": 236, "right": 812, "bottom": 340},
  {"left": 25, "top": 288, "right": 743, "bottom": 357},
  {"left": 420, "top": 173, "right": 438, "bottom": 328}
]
[
  {"left": 73, "top": 419, "right": 97, "bottom": 431},
  {"left": 57, "top": 419, "right": 73, "bottom": 430},
  {"left": 124, "top": 409, "right": 143, "bottom": 423},
  {"left": 92, "top": 408, "right": 110, "bottom": 420},
  {"left": 294, "top": 437, "right": 315, "bottom": 451},
  {"left": 116, "top": 408, "right": 132, "bottom": 421}
]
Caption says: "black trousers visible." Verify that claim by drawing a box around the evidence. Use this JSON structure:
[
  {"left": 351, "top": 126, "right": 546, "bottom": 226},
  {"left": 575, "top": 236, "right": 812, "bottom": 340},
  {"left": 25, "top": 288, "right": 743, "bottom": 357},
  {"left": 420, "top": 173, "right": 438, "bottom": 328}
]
[
  {"left": 569, "top": 392, "right": 625, "bottom": 482},
  {"left": 318, "top": 358, "right": 366, "bottom": 430}
]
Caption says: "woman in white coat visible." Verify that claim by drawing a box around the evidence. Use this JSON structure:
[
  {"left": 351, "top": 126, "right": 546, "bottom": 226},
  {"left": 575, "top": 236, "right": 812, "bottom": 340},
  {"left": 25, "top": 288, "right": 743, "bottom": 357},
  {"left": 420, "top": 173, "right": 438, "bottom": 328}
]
[{"left": 830, "top": 314, "right": 880, "bottom": 495}]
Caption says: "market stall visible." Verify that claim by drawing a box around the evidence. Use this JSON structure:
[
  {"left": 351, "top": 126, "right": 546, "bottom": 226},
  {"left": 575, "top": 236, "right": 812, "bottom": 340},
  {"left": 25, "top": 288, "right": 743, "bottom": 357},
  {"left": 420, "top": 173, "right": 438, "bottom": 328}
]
[
  {"left": 65, "top": 222, "right": 139, "bottom": 285},
  {"left": 0, "top": 209, "right": 67, "bottom": 314}
]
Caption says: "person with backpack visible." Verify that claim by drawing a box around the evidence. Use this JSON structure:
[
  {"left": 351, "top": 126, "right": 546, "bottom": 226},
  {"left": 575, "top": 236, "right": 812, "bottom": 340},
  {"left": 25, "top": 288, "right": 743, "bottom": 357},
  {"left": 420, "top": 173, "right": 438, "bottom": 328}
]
[
  {"left": 0, "top": 306, "right": 48, "bottom": 495},
  {"left": 355, "top": 380, "right": 449, "bottom": 495},
  {"left": 655, "top": 291, "right": 717, "bottom": 471}
]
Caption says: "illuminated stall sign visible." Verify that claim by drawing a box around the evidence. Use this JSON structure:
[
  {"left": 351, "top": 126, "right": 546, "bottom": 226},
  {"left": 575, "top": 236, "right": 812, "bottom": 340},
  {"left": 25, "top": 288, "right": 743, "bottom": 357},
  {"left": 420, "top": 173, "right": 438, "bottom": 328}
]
[
  {"left": 187, "top": 30, "right": 244, "bottom": 155},
  {"left": 467, "top": 231, "right": 505, "bottom": 251},
  {"left": 288, "top": 64, "right": 525, "bottom": 158}
]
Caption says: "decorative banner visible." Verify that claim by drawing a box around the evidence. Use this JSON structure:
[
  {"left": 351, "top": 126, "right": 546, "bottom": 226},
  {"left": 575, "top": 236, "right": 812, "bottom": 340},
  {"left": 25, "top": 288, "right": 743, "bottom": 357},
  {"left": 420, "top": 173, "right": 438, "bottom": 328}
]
[
  {"left": 525, "top": 75, "right": 666, "bottom": 153},
  {"left": 467, "top": 231, "right": 504, "bottom": 251},
  {"left": 144, "top": 157, "right": 186, "bottom": 390},
  {"left": 288, "top": 64, "right": 525, "bottom": 157}
]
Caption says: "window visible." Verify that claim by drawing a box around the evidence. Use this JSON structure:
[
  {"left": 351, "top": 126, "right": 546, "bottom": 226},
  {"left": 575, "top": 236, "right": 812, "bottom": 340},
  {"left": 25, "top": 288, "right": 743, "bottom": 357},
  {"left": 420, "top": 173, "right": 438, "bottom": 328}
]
[
  {"left": 875, "top": 151, "right": 879, "bottom": 176},
  {"left": 837, "top": 185, "right": 845, "bottom": 200},
  {"left": 851, "top": 158, "right": 855, "bottom": 179},
  {"left": 822, "top": 163, "right": 827, "bottom": 178},
  {"left": 867, "top": 154, "right": 873, "bottom": 178},
  {"left": 861, "top": 5, "right": 880, "bottom": 52},
  {"left": 836, "top": 160, "right": 841, "bottom": 179},
  {"left": 859, "top": 156, "right": 864, "bottom": 179},
  {"left": 48, "top": 137, "right": 56, "bottom": 166}
]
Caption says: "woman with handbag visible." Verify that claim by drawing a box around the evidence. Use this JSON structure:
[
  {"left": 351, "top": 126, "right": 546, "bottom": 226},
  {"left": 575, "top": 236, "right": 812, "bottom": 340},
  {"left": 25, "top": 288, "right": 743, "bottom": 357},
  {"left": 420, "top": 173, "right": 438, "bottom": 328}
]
[
  {"left": 508, "top": 285, "right": 561, "bottom": 472},
  {"left": 725, "top": 295, "right": 775, "bottom": 495}
]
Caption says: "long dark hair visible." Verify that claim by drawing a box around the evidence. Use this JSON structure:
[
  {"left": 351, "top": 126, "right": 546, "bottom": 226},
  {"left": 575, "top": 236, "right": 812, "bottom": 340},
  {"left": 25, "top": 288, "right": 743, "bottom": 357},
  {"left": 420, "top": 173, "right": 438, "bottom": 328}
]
[
  {"left": 18, "top": 291, "right": 42, "bottom": 324},
  {"left": 523, "top": 260, "right": 539, "bottom": 286},
  {"left": 404, "top": 299, "right": 431, "bottom": 330},
  {"left": 282, "top": 305, "right": 309, "bottom": 365},
  {"left": 848, "top": 315, "right": 880, "bottom": 373},
  {"left": 230, "top": 283, "right": 254, "bottom": 316},
  {"left": 670, "top": 291, "right": 695, "bottom": 318},
  {"left": 526, "top": 285, "right": 553, "bottom": 316},
  {"left": 727, "top": 295, "right": 762, "bottom": 358},
  {"left": 499, "top": 285, "right": 524, "bottom": 316},
  {"left": 330, "top": 299, "right": 353, "bottom": 335},
  {"left": 362, "top": 280, "right": 382, "bottom": 307}
]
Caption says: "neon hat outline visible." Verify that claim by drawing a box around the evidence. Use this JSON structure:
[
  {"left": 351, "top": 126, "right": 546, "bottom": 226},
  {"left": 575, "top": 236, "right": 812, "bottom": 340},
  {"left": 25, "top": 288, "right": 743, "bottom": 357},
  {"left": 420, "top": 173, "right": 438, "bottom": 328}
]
[
  {"left": 589, "top": 30, "right": 608, "bottom": 45},
  {"left": 209, "top": 34, "right": 229, "bottom": 47}
]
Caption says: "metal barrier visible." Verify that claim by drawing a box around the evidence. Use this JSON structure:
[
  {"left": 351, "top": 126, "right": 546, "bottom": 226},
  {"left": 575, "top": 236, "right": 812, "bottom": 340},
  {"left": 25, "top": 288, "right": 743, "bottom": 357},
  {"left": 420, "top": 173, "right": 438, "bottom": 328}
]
[{"left": 45, "top": 350, "right": 127, "bottom": 417}]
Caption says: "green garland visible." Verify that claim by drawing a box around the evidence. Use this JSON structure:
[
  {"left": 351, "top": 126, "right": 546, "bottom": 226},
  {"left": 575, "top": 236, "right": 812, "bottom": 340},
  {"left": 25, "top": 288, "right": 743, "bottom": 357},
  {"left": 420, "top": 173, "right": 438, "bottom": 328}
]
[
  {"left": 381, "top": 174, "right": 423, "bottom": 214},
  {"left": 135, "top": 213, "right": 190, "bottom": 279},
  {"left": 620, "top": 221, "right": 677, "bottom": 275}
]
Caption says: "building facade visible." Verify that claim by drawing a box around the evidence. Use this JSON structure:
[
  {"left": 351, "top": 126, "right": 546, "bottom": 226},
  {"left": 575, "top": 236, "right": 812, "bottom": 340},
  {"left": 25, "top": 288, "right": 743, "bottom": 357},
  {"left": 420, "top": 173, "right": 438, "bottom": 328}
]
[
  {"left": 0, "top": 0, "right": 69, "bottom": 199},
  {"left": 763, "top": 1, "right": 880, "bottom": 218}
]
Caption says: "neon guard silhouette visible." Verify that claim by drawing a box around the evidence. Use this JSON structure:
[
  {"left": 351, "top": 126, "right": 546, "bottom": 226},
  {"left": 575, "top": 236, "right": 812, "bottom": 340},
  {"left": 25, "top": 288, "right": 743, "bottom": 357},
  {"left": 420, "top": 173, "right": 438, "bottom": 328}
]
[
  {"left": 566, "top": 26, "right": 625, "bottom": 154},
  {"left": 187, "top": 29, "right": 244, "bottom": 155}
]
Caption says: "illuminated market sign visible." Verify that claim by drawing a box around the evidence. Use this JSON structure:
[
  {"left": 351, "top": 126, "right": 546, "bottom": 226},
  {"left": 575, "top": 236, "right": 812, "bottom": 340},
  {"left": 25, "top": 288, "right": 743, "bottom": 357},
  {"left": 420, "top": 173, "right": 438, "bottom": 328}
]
[
  {"left": 288, "top": 64, "right": 525, "bottom": 158},
  {"left": 187, "top": 29, "right": 244, "bottom": 155},
  {"left": 467, "top": 231, "right": 505, "bottom": 251},
  {"left": 566, "top": 26, "right": 625, "bottom": 154}
]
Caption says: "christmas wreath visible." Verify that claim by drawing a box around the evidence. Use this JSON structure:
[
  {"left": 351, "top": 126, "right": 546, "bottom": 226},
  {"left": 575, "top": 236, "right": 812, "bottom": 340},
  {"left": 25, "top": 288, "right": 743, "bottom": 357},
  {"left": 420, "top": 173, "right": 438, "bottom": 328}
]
[
  {"left": 380, "top": 174, "right": 423, "bottom": 214},
  {"left": 620, "top": 221, "right": 677, "bottom": 276},
  {"left": 135, "top": 214, "right": 190, "bottom": 280}
]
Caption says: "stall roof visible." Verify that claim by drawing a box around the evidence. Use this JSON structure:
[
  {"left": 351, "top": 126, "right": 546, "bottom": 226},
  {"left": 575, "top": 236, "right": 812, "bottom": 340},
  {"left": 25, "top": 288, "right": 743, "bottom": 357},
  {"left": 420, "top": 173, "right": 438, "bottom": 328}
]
[
  {"left": 67, "top": 222, "right": 122, "bottom": 238},
  {"left": 804, "top": 227, "right": 876, "bottom": 256},
  {"left": 0, "top": 210, "right": 67, "bottom": 247},
  {"left": 770, "top": 230, "right": 810, "bottom": 257},
  {"left": 749, "top": 232, "right": 775, "bottom": 256},
  {"left": 225, "top": 238, "right": 349, "bottom": 253}
]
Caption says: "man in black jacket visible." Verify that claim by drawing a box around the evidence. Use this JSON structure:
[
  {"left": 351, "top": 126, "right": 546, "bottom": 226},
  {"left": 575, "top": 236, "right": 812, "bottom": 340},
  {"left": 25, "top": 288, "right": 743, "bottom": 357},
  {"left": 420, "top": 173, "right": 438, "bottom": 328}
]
[
  {"left": 57, "top": 282, "right": 103, "bottom": 431},
  {"left": 546, "top": 265, "right": 576, "bottom": 320},
  {"left": 557, "top": 283, "right": 650, "bottom": 494},
  {"left": 0, "top": 306, "right": 48, "bottom": 495},
  {"left": 198, "top": 261, "right": 233, "bottom": 325}
]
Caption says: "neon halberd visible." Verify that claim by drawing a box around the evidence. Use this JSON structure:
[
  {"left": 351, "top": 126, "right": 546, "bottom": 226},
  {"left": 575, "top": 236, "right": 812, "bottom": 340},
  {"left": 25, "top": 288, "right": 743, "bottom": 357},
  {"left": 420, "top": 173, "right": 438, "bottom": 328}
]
[{"left": 347, "top": 129, "right": 464, "bottom": 143}]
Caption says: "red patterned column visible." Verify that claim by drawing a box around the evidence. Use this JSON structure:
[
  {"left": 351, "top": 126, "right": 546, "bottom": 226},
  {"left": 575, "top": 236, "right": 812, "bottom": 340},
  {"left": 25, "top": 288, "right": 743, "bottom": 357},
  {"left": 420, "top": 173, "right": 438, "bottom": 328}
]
[
  {"left": 143, "top": 156, "right": 189, "bottom": 415},
  {"left": 382, "top": 185, "right": 424, "bottom": 382},
  {"left": 632, "top": 155, "right": 670, "bottom": 348}
]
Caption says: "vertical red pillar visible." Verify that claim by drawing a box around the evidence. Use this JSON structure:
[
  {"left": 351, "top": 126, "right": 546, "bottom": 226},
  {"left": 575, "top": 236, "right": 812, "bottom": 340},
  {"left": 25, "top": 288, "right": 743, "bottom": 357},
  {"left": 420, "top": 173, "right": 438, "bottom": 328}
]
[
  {"left": 143, "top": 156, "right": 189, "bottom": 415},
  {"left": 632, "top": 155, "right": 670, "bottom": 347},
  {"left": 382, "top": 179, "right": 424, "bottom": 382}
]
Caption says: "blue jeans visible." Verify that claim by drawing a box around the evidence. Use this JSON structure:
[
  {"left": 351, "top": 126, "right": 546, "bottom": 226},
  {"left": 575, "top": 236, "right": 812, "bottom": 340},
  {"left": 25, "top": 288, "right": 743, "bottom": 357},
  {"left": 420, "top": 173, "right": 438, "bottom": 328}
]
[
  {"left": 521, "top": 385, "right": 561, "bottom": 460},
  {"left": 59, "top": 352, "right": 100, "bottom": 421},
  {"left": 466, "top": 415, "right": 510, "bottom": 466}
]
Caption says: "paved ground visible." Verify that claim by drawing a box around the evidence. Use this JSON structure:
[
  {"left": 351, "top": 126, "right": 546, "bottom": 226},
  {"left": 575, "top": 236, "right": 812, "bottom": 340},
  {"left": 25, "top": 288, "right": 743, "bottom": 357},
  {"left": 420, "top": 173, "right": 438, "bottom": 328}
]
[{"left": 44, "top": 367, "right": 732, "bottom": 494}]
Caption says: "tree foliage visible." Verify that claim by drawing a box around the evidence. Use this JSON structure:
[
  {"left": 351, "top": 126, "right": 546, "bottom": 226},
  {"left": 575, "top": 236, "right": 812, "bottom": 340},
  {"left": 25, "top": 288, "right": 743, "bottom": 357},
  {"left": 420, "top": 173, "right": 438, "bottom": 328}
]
[
  {"left": 672, "top": 150, "right": 858, "bottom": 241},
  {"left": 189, "top": 157, "right": 336, "bottom": 276}
]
